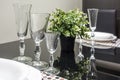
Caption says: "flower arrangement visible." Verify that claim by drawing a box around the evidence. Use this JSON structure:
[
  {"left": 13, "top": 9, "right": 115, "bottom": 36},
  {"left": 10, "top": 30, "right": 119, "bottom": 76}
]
[{"left": 49, "top": 8, "right": 89, "bottom": 38}]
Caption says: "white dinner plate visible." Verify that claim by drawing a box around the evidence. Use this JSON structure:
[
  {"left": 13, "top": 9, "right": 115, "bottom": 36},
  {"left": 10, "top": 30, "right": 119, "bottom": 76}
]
[
  {"left": 84, "top": 32, "right": 117, "bottom": 42},
  {"left": 0, "top": 58, "right": 42, "bottom": 80}
]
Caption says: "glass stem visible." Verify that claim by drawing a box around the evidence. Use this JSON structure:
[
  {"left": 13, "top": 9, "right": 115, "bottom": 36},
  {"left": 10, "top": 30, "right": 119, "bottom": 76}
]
[
  {"left": 90, "top": 47, "right": 95, "bottom": 60},
  {"left": 34, "top": 43, "right": 41, "bottom": 61},
  {"left": 50, "top": 53, "right": 54, "bottom": 68},
  {"left": 91, "top": 31, "right": 95, "bottom": 47},
  {"left": 78, "top": 38, "right": 84, "bottom": 60},
  {"left": 19, "top": 37, "right": 25, "bottom": 56},
  {"left": 90, "top": 31, "right": 95, "bottom": 60}
]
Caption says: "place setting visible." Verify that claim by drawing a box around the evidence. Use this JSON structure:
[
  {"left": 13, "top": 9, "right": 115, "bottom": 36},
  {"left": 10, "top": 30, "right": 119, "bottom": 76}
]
[{"left": 76, "top": 31, "right": 120, "bottom": 49}]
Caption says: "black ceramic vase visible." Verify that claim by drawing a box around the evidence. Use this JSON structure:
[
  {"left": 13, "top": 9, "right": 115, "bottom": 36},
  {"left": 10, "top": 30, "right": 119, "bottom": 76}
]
[{"left": 59, "top": 35, "right": 76, "bottom": 70}]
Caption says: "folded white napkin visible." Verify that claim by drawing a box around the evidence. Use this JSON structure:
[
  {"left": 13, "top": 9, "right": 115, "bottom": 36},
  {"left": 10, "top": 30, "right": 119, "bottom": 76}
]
[{"left": 81, "top": 39, "right": 120, "bottom": 49}]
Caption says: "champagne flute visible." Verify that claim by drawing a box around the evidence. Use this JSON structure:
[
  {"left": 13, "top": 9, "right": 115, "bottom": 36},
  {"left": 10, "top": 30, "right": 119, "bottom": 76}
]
[
  {"left": 30, "top": 13, "right": 50, "bottom": 70},
  {"left": 13, "top": 3, "right": 32, "bottom": 63},
  {"left": 87, "top": 8, "right": 98, "bottom": 60},
  {"left": 87, "top": 8, "right": 98, "bottom": 80},
  {"left": 45, "top": 32, "right": 60, "bottom": 75}
]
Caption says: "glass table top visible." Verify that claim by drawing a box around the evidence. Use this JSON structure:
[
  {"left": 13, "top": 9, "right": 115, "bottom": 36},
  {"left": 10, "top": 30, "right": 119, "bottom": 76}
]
[{"left": 0, "top": 39, "right": 120, "bottom": 80}]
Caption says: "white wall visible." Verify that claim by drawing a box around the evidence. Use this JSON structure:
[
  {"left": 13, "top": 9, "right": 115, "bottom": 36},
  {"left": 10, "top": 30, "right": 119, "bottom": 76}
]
[{"left": 0, "top": 0, "right": 82, "bottom": 44}]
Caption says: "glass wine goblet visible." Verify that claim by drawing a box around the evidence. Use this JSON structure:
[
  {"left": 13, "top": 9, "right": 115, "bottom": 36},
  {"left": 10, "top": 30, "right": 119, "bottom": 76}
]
[
  {"left": 87, "top": 8, "right": 98, "bottom": 60},
  {"left": 45, "top": 32, "right": 60, "bottom": 75},
  {"left": 30, "top": 13, "right": 50, "bottom": 71},
  {"left": 13, "top": 3, "right": 32, "bottom": 63}
]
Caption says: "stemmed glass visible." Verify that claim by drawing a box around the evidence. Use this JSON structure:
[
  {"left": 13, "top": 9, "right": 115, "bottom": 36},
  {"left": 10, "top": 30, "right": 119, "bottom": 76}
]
[
  {"left": 45, "top": 32, "right": 60, "bottom": 75},
  {"left": 30, "top": 13, "right": 50, "bottom": 70},
  {"left": 13, "top": 3, "right": 32, "bottom": 63},
  {"left": 87, "top": 8, "right": 98, "bottom": 60},
  {"left": 87, "top": 8, "right": 98, "bottom": 80}
]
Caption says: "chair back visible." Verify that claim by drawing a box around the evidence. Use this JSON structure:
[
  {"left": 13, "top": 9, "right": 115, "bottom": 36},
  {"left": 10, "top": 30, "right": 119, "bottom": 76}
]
[{"left": 96, "top": 9, "right": 116, "bottom": 35}]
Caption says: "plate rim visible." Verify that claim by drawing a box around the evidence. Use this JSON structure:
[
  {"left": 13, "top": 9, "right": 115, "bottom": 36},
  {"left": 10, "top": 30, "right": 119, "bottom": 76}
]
[{"left": 84, "top": 31, "right": 117, "bottom": 42}]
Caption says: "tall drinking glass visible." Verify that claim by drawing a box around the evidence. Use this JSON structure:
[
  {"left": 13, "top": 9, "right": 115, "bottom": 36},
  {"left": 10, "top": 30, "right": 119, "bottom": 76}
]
[
  {"left": 13, "top": 3, "right": 32, "bottom": 63},
  {"left": 30, "top": 13, "right": 50, "bottom": 70},
  {"left": 45, "top": 32, "right": 60, "bottom": 75},
  {"left": 87, "top": 8, "right": 98, "bottom": 80},
  {"left": 87, "top": 8, "right": 98, "bottom": 60}
]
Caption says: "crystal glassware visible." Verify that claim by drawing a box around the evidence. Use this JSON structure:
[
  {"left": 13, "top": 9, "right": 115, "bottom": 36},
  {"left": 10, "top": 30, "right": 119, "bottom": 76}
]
[
  {"left": 78, "top": 37, "right": 84, "bottom": 61},
  {"left": 13, "top": 3, "right": 32, "bottom": 64},
  {"left": 76, "top": 36, "right": 84, "bottom": 62},
  {"left": 30, "top": 13, "right": 50, "bottom": 71},
  {"left": 86, "top": 59, "right": 98, "bottom": 80},
  {"left": 45, "top": 32, "right": 60, "bottom": 75},
  {"left": 87, "top": 8, "right": 98, "bottom": 80},
  {"left": 87, "top": 8, "right": 98, "bottom": 60}
]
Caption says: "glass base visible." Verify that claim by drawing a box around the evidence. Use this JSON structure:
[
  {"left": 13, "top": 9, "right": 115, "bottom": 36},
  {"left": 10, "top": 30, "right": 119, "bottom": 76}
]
[
  {"left": 90, "top": 55, "right": 95, "bottom": 60},
  {"left": 45, "top": 67, "right": 60, "bottom": 75},
  {"left": 13, "top": 56, "right": 32, "bottom": 64},
  {"left": 30, "top": 61, "right": 49, "bottom": 71}
]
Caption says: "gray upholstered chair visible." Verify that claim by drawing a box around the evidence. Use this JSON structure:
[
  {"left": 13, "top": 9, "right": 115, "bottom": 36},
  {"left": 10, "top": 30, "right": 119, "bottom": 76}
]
[
  {"left": 96, "top": 9, "right": 116, "bottom": 36},
  {"left": 95, "top": 9, "right": 117, "bottom": 56}
]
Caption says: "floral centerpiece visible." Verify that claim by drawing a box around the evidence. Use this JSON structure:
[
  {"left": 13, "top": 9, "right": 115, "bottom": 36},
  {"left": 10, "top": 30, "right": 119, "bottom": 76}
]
[{"left": 48, "top": 8, "right": 90, "bottom": 79}]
